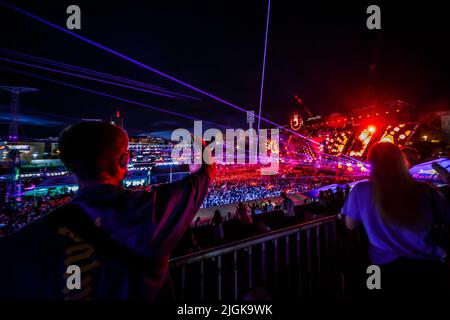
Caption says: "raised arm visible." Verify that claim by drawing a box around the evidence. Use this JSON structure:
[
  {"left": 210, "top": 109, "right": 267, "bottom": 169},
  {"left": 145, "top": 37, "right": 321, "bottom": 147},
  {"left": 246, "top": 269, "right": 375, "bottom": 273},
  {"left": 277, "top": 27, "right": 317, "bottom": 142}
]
[{"left": 148, "top": 140, "right": 216, "bottom": 257}]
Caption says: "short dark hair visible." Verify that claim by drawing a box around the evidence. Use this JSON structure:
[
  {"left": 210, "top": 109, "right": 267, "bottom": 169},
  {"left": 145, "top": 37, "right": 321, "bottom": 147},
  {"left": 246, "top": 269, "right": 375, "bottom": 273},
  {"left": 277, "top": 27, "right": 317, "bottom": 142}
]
[{"left": 58, "top": 121, "right": 128, "bottom": 179}]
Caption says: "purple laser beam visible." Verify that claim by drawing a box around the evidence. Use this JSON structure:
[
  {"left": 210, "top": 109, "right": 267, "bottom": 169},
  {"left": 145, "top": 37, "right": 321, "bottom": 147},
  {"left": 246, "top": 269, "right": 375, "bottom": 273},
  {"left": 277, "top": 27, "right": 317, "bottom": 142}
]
[
  {"left": 0, "top": 48, "right": 200, "bottom": 101},
  {"left": 0, "top": 57, "right": 189, "bottom": 100},
  {"left": 0, "top": 64, "right": 223, "bottom": 127},
  {"left": 0, "top": 1, "right": 326, "bottom": 146},
  {"left": 0, "top": 1, "right": 364, "bottom": 164}
]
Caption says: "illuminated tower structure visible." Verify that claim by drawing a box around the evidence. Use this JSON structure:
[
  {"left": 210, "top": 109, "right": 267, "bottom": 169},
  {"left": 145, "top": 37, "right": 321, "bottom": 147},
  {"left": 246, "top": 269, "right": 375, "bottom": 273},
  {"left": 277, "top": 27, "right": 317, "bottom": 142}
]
[
  {"left": 110, "top": 110, "right": 124, "bottom": 128},
  {"left": 4, "top": 147, "right": 22, "bottom": 202},
  {"left": 0, "top": 86, "right": 39, "bottom": 141},
  {"left": 0, "top": 86, "right": 37, "bottom": 202}
]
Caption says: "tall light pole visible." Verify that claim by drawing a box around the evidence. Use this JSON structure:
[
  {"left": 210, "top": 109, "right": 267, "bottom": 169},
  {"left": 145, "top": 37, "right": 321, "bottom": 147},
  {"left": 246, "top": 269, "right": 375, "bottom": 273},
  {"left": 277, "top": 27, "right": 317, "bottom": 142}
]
[
  {"left": 0, "top": 86, "right": 39, "bottom": 141},
  {"left": 5, "top": 146, "right": 21, "bottom": 202},
  {"left": 0, "top": 86, "right": 38, "bottom": 202}
]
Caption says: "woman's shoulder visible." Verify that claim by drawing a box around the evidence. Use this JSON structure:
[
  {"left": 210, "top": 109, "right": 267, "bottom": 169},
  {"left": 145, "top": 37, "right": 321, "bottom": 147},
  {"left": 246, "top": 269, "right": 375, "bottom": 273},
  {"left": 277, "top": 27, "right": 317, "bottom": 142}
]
[{"left": 350, "top": 180, "right": 372, "bottom": 192}]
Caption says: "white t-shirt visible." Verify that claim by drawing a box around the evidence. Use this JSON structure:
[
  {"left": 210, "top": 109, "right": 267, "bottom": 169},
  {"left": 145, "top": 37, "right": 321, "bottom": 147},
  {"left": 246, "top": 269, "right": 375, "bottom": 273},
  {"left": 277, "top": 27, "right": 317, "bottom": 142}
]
[{"left": 342, "top": 180, "right": 450, "bottom": 264}]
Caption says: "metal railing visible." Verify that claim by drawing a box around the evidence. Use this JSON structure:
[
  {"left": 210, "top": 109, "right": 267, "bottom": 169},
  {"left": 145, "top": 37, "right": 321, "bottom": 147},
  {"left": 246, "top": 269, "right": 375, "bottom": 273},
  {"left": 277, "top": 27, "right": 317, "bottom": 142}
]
[{"left": 169, "top": 215, "right": 356, "bottom": 300}]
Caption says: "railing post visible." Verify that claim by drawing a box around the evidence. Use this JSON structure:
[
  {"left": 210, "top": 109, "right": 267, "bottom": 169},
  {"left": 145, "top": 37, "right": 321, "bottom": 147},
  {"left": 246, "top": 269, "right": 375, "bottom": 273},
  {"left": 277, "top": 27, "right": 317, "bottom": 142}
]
[
  {"left": 285, "top": 235, "right": 290, "bottom": 290},
  {"left": 274, "top": 238, "right": 279, "bottom": 296},
  {"left": 169, "top": 216, "right": 338, "bottom": 301},
  {"left": 316, "top": 225, "right": 321, "bottom": 290},
  {"left": 261, "top": 242, "right": 266, "bottom": 285},
  {"left": 200, "top": 260, "right": 205, "bottom": 300},
  {"left": 335, "top": 220, "right": 346, "bottom": 297},
  {"left": 331, "top": 220, "right": 337, "bottom": 258},
  {"left": 248, "top": 246, "right": 253, "bottom": 290},
  {"left": 306, "top": 228, "right": 312, "bottom": 294},
  {"left": 217, "top": 255, "right": 222, "bottom": 301},
  {"left": 296, "top": 231, "right": 302, "bottom": 300},
  {"left": 324, "top": 223, "right": 330, "bottom": 275},
  {"left": 181, "top": 266, "right": 186, "bottom": 301},
  {"left": 233, "top": 250, "right": 238, "bottom": 300}
]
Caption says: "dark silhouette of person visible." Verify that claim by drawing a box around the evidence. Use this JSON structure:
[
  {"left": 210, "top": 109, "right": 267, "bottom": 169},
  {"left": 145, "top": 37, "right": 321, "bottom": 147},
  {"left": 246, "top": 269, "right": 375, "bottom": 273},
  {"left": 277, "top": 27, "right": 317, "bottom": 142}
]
[
  {"left": 344, "top": 184, "right": 351, "bottom": 200},
  {"left": 236, "top": 202, "right": 252, "bottom": 224},
  {"left": 211, "top": 209, "right": 224, "bottom": 244},
  {"left": 0, "top": 121, "right": 215, "bottom": 300},
  {"left": 281, "top": 192, "right": 295, "bottom": 218}
]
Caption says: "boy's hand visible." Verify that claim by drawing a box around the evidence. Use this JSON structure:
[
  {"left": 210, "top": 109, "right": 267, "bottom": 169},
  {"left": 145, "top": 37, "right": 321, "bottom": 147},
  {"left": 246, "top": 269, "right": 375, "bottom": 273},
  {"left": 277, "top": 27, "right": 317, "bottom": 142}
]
[
  {"left": 432, "top": 161, "right": 449, "bottom": 183},
  {"left": 189, "top": 135, "right": 216, "bottom": 178}
]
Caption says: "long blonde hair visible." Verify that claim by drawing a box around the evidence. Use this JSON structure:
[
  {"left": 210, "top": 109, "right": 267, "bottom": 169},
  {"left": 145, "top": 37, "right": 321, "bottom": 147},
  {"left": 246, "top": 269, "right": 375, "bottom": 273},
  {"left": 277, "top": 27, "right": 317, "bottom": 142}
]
[{"left": 368, "top": 142, "right": 424, "bottom": 229}]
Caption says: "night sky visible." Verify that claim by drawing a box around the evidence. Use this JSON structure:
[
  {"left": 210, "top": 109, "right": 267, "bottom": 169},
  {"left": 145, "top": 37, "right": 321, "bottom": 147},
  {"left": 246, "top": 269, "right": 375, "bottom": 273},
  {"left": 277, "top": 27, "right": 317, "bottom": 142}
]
[{"left": 1, "top": 1, "right": 449, "bottom": 139}]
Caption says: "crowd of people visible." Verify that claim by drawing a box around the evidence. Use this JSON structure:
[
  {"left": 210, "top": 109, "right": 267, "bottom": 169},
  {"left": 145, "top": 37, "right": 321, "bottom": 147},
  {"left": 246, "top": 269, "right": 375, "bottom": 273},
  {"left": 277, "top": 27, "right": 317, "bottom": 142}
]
[
  {"left": 201, "top": 173, "right": 357, "bottom": 208},
  {"left": 201, "top": 178, "right": 302, "bottom": 208},
  {"left": 175, "top": 184, "right": 353, "bottom": 256},
  {"left": 317, "top": 185, "right": 351, "bottom": 214},
  {"left": 0, "top": 194, "right": 74, "bottom": 236},
  {"left": 0, "top": 121, "right": 449, "bottom": 302},
  {"left": 0, "top": 167, "right": 359, "bottom": 236},
  {"left": 1, "top": 177, "right": 353, "bottom": 254}
]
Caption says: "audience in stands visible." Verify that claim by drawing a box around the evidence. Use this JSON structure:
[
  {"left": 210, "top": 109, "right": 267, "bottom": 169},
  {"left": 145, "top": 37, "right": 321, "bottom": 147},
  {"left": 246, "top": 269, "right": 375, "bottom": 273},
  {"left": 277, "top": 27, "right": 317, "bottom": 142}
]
[
  {"left": 0, "top": 194, "right": 74, "bottom": 234},
  {"left": 317, "top": 187, "right": 349, "bottom": 216},
  {"left": 200, "top": 167, "right": 361, "bottom": 208},
  {"left": 1, "top": 174, "right": 360, "bottom": 235}
]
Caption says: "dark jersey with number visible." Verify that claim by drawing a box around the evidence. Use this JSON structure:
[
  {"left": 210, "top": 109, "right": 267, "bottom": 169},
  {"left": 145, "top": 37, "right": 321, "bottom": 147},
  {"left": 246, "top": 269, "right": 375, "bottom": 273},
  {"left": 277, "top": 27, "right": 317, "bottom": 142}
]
[{"left": 0, "top": 166, "right": 212, "bottom": 299}]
